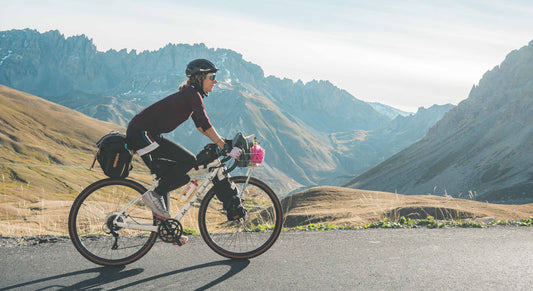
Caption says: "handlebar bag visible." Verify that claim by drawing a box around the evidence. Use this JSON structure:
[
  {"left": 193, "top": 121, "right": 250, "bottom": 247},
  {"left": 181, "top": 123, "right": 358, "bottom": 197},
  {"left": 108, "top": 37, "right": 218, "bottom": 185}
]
[
  {"left": 232, "top": 132, "right": 252, "bottom": 167},
  {"left": 195, "top": 143, "right": 219, "bottom": 169}
]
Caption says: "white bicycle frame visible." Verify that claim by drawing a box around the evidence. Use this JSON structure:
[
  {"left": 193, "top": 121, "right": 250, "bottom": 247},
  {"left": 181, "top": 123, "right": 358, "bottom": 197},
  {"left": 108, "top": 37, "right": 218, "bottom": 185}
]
[{"left": 112, "top": 158, "right": 254, "bottom": 232}]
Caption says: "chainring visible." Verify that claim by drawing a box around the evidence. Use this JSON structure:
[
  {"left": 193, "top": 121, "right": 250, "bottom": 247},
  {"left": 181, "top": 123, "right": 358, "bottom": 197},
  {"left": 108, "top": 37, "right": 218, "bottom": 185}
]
[{"left": 157, "top": 218, "right": 183, "bottom": 243}]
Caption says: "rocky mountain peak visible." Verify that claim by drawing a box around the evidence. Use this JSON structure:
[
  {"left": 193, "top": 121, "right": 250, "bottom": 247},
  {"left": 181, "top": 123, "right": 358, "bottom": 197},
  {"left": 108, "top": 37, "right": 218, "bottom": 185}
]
[{"left": 346, "top": 39, "right": 533, "bottom": 203}]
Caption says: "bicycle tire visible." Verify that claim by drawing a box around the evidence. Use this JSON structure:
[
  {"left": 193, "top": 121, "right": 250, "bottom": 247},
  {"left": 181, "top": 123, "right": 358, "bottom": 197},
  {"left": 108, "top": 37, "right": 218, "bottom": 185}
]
[
  {"left": 68, "top": 178, "right": 158, "bottom": 266},
  {"left": 198, "top": 176, "right": 283, "bottom": 259}
]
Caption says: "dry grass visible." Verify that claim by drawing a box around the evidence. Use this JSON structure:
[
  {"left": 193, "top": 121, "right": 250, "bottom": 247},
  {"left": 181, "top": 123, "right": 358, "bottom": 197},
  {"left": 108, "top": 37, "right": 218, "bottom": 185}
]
[
  {"left": 3, "top": 182, "right": 533, "bottom": 236},
  {"left": 0, "top": 170, "right": 153, "bottom": 236},
  {"left": 281, "top": 186, "right": 533, "bottom": 228}
]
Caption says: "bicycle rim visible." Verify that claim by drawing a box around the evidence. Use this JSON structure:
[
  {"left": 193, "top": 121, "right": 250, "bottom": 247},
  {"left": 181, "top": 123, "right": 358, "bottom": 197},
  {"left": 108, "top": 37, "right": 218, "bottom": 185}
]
[
  {"left": 68, "top": 179, "right": 158, "bottom": 266},
  {"left": 199, "top": 176, "right": 283, "bottom": 259}
]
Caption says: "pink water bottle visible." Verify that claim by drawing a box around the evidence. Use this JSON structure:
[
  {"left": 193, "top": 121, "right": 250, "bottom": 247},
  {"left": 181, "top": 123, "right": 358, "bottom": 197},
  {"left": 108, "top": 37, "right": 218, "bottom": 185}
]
[
  {"left": 180, "top": 180, "right": 199, "bottom": 202},
  {"left": 251, "top": 144, "right": 265, "bottom": 164}
]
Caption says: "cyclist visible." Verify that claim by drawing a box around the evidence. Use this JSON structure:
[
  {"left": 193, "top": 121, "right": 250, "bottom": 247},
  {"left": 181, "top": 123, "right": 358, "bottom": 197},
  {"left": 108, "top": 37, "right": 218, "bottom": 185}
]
[{"left": 126, "top": 59, "right": 247, "bottom": 223}]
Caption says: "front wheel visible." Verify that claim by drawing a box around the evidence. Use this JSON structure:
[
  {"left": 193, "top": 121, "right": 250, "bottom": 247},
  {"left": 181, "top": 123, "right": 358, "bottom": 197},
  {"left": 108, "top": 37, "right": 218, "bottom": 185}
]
[
  {"left": 68, "top": 178, "right": 158, "bottom": 266},
  {"left": 198, "top": 176, "right": 283, "bottom": 259}
]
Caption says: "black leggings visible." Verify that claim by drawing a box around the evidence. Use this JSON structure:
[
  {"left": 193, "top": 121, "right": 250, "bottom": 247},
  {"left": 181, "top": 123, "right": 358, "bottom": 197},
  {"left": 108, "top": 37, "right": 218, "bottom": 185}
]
[{"left": 126, "top": 126, "right": 196, "bottom": 195}]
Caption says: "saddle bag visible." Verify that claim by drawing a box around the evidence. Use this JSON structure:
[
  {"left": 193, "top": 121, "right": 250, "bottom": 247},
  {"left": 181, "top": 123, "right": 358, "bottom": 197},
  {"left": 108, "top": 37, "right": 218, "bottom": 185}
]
[{"left": 92, "top": 131, "right": 133, "bottom": 178}]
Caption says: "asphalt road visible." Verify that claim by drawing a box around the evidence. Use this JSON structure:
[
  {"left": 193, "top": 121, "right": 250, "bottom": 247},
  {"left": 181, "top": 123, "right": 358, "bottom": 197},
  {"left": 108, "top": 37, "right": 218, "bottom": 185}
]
[{"left": 1, "top": 228, "right": 533, "bottom": 290}]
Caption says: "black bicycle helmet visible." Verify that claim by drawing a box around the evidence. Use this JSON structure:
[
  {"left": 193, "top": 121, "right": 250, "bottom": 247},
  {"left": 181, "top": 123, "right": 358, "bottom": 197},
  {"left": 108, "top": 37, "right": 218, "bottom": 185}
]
[{"left": 186, "top": 59, "right": 218, "bottom": 77}]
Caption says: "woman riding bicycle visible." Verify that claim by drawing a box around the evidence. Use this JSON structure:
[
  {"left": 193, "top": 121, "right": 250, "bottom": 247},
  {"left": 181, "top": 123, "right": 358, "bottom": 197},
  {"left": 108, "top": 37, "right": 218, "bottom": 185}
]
[{"left": 126, "top": 59, "right": 246, "bottom": 222}]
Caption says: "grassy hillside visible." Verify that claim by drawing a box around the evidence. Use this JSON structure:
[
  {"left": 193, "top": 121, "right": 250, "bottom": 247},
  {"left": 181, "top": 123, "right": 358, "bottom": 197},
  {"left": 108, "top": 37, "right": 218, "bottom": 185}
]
[
  {"left": 282, "top": 186, "right": 533, "bottom": 228},
  {"left": 0, "top": 85, "right": 151, "bottom": 235}
]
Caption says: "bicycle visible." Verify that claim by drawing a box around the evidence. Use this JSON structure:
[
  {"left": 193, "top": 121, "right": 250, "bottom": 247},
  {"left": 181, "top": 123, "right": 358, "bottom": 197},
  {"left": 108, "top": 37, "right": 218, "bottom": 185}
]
[{"left": 68, "top": 135, "right": 283, "bottom": 266}]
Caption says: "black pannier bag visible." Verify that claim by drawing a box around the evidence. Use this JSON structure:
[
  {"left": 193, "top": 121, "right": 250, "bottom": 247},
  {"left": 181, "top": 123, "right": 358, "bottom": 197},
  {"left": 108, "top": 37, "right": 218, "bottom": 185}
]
[
  {"left": 212, "top": 176, "right": 247, "bottom": 220},
  {"left": 93, "top": 131, "right": 133, "bottom": 178},
  {"left": 212, "top": 176, "right": 238, "bottom": 208}
]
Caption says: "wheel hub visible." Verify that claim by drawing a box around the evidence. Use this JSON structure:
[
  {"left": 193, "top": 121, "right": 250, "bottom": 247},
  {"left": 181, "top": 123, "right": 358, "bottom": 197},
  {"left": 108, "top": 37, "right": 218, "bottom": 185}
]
[{"left": 104, "top": 212, "right": 124, "bottom": 234}]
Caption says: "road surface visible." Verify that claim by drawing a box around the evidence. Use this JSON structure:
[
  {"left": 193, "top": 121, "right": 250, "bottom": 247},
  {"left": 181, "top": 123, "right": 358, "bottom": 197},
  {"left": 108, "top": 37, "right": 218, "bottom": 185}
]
[{"left": 1, "top": 227, "right": 533, "bottom": 290}]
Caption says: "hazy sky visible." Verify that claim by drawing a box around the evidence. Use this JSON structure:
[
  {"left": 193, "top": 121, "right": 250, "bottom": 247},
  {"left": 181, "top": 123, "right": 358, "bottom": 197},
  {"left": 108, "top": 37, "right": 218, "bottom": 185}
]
[{"left": 2, "top": 0, "right": 533, "bottom": 111}]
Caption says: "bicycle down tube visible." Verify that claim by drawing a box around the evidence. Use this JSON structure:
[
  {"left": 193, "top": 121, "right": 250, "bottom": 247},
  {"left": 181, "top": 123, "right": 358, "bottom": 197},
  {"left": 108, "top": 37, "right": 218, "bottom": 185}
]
[
  {"left": 113, "top": 159, "right": 226, "bottom": 232},
  {"left": 174, "top": 161, "right": 224, "bottom": 221}
]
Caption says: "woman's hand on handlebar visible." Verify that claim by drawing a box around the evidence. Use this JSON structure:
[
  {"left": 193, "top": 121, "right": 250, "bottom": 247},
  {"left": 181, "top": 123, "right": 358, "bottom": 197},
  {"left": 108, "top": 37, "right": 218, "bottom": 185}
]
[
  {"left": 227, "top": 147, "right": 242, "bottom": 160},
  {"left": 220, "top": 140, "right": 241, "bottom": 160}
]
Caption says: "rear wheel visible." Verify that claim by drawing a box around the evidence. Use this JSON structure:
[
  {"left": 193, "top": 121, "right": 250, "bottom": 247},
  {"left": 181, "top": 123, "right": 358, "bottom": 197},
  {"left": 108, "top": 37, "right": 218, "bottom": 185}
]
[
  {"left": 198, "top": 176, "right": 283, "bottom": 259},
  {"left": 68, "top": 178, "right": 158, "bottom": 266}
]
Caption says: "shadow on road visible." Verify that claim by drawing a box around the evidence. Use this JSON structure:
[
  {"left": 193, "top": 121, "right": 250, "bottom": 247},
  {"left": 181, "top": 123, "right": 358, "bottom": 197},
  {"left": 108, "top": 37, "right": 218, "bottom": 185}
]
[
  {"left": 0, "top": 259, "right": 249, "bottom": 290},
  {"left": 0, "top": 266, "right": 142, "bottom": 290},
  {"left": 111, "top": 259, "right": 250, "bottom": 290}
]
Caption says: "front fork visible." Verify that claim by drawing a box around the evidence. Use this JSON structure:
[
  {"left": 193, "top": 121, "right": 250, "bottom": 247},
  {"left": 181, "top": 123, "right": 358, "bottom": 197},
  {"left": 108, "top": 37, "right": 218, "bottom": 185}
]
[{"left": 241, "top": 167, "right": 255, "bottom": 197}]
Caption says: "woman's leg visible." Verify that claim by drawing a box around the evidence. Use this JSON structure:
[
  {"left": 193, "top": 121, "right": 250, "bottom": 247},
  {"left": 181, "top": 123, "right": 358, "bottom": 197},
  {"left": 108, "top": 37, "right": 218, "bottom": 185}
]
[
  {"left": 127, "top": 126, "right": 196, "bottom": 195},
  {"left": 148, "top": 137, "right": 196, "bottom": 195}
]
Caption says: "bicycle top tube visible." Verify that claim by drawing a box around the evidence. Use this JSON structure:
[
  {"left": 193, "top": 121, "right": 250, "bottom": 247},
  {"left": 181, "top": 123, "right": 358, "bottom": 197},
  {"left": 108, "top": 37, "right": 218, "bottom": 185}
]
[
  {"left": 172, "top": 152, "right": 237, "bottom": 179},
  {"left": 187, "top": 158, "right": 225, "bottom": 177}
]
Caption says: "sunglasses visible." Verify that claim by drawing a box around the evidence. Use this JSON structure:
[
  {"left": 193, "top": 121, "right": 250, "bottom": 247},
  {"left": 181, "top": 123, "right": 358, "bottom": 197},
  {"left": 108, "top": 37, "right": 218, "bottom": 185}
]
[{"left": 206, "top": 73, "right": 216, "bottom": 81}]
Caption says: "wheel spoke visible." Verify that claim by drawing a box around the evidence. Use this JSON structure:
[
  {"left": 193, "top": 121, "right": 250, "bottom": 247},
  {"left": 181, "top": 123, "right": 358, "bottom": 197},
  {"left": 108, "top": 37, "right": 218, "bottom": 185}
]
[
  {"left": 199, "top": 176, "right": 282, "bottom": 259},
  {"left": 69, "top": 179, "right": 158, "bottom": 266}
]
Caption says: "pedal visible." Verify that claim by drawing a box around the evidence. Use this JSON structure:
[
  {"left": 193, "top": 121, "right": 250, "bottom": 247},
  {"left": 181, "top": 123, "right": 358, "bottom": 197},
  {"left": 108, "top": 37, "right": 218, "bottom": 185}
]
[{"left": 173, "top": 235, "right": 189, "bottom": 246}]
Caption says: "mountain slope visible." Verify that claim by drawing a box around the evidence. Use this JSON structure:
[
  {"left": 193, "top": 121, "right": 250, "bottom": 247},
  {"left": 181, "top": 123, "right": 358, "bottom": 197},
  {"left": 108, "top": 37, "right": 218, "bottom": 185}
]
[
  {"left": 333, "top": 104, "right": 454, "bottom": 178},
  {"left": 368, "top": 102, "right": 412, "bottom": 119},
  {"left": 49, "top": 91, "right": 144, "bottom": 127},
  {"left": 0, "top": 85, "right": 125, "bottom": 200},
  {"left": 262, "top": 78, "right": 389, "bottom": 132},
  {"left": 344, "top": 40, "right": 533, "bottom": 203}
]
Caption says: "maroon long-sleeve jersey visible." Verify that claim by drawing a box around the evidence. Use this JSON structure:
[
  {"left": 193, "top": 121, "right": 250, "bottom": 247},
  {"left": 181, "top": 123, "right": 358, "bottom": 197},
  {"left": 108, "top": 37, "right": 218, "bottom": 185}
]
[{"left": 129, "top": 86, "right": 213, "bottom": 134}]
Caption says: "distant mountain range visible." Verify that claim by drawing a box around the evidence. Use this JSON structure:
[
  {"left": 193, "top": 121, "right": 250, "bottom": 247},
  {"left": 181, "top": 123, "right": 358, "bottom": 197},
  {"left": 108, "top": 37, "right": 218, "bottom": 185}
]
[
  {"left": 345, "top": 40, "right": 533, "bottom": 203},
  {"left": 368, "top": 102, "right": 411, "bottom": 119},
  {"left": 0, "top": 29, "right": 452, "bottom": 195}
]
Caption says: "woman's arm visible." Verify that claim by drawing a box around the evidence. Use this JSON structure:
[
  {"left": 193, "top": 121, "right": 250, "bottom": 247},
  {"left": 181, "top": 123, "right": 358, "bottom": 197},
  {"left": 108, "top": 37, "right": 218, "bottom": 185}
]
[{"left": 198, "top": 127, "right": 225, "bottom": 149}]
